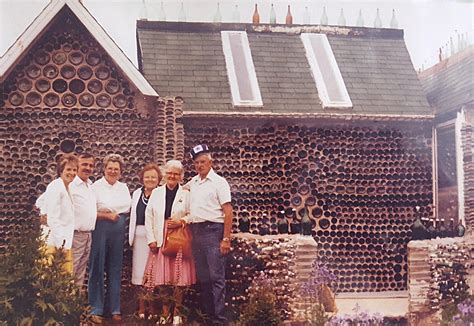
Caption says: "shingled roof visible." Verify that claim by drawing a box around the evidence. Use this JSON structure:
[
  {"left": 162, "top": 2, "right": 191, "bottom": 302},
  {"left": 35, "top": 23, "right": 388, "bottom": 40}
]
[
  {"left": 418, "top": 45, "right": 474, "bottom": 120},
  {"left": 137, "top": 22, "right": 432, "bottom": 117}
]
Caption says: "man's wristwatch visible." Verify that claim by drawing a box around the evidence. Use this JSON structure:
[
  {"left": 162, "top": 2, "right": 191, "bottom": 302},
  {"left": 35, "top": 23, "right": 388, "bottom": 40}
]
[{"left": 222, "top": 237, "right": 230, "bottom": 242}]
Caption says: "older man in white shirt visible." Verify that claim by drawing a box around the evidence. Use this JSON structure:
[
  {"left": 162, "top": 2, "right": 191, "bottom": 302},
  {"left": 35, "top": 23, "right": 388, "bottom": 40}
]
[
  {"left": 69, "top": 152, "right": 97, "bottom": 287},
  {"left": 188, "top": 144, "right": 232, "bottom": 326}
]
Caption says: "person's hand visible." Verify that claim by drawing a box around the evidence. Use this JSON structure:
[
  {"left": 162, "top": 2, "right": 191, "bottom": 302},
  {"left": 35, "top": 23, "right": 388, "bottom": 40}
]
[
  {"left": 167, "top": 220, "right": 184, "bottom": 229},
  {"left": 220, "top": 238, "right": 231, "bottom": 255},
  {"left": 39, "top": 214, "right": 47, "bottom": 226},
  {"left": 148, "top": 242, "right": 158, "bottom": 254},
  {"left": 108, "top": 212, "right": 119, "bottom": 222}
]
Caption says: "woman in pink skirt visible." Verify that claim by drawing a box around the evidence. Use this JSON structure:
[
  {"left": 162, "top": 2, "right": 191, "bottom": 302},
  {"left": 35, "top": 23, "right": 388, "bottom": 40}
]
[{"left": 143, "top": 160, "right": 196, "bottom": 324}]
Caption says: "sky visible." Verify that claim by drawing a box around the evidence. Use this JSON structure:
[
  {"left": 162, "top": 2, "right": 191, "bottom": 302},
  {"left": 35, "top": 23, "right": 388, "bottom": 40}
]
[{"left": 0, "top": 0, "right": 472, "bottom": 71}]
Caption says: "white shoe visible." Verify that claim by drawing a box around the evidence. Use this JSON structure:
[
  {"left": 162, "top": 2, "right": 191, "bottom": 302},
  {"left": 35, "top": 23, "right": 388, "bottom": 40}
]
[{"left": 172, "top": 315, "right": 182, "bottom": 325}]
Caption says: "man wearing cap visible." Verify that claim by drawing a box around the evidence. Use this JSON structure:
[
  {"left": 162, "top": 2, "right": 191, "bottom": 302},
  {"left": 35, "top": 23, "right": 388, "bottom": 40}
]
[{"left": 188, "top": 144, "right": 232, "bottom": 325}]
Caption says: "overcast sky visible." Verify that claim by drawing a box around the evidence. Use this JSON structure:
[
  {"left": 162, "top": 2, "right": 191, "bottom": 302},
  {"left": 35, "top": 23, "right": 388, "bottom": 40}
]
[{"left": 0, "top": 0, "right": 472, "bottom": 71}]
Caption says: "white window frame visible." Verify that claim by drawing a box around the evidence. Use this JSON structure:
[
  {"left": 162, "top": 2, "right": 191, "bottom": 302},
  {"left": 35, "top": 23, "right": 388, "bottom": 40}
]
[
  {"left": 221, "top": 31, "right": 263, "bottom": 107},
  {"left": 301, "top": 33, "right": 352, "bottom": 109}
]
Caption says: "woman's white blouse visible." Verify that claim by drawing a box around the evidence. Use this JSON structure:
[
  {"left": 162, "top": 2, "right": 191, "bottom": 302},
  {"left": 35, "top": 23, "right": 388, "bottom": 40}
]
[
  {"left": 145, "top": 185, "right": 189, "bottom": 247},
  {"left": 92, "top": 177, "right": 131, "bottom": 215},
  {"left": 35, "top": 178, "right": 75, "bottom": 249}
]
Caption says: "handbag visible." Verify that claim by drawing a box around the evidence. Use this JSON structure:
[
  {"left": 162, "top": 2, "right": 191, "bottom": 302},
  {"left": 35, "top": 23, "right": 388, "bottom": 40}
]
[{"left": 162, "top": 225, "right": 193, "bottom": 258}]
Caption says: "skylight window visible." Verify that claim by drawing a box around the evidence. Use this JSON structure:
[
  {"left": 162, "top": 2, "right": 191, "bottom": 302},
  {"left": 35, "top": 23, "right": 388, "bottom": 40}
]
[
  {"left": 301, "top": 33, "right": 352, "bottom": 109},
  {"left": 221, "top": 31, "right": 263, "bottom": 107}
]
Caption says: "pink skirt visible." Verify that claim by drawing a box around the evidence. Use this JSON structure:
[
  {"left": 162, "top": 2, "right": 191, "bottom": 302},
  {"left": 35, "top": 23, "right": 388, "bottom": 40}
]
[{"left": 142, "top": 224, "right": 196, "bottom": 287}]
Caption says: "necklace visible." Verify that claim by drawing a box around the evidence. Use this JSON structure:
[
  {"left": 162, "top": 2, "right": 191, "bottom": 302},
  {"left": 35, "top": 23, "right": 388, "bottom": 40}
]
[{"left": 141, "top": 191, "right": 150, "bottom": 205}]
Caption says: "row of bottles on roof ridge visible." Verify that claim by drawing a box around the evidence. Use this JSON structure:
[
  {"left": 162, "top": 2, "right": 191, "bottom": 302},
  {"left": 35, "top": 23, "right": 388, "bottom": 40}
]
[
  {"left": 437, "top": 30, "right": 473, "bottom": 62},
  {"left": 139, "top": 1, "right": 398, "bottom": 28},
  {"left": 411, "top": 206, "right": 465, "bottom": 240},
  {"left": 418, "top": 29, "right": 472, "bottom": 72},
  {"left": 238, "top": 206, "right": 313, "bottom": 236}
]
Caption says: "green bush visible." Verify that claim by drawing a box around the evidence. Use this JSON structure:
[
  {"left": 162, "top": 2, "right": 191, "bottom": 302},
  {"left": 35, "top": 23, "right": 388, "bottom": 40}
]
[
  {"left": 0, "top": 224, "right": 86, "bottom": 325},
  {"left": 238, "top": 274, "right": 282, "bottom": 326}
]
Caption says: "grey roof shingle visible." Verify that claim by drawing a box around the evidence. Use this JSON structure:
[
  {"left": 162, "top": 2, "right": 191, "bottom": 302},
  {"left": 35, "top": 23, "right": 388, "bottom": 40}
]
[
  {"left": 419, "top": 47, "right": 474, "bottom": 116},
  {"left": 137, "top": 22, "right": 432, "bottom": 116}
]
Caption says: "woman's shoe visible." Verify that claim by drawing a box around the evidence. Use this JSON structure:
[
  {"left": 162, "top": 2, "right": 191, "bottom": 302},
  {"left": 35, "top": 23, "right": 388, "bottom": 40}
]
[
  {"left": 111, "top": 314, "right": 122, "bottom": 323},
  {"left": 90, "top": 315, "right": 104, "bottom": 324},
  {"left": 156, "top": 315, "right": 172, "bottom": 325},
  {"left": 172, "top": 315, "right": 183, "bottom": 325}
]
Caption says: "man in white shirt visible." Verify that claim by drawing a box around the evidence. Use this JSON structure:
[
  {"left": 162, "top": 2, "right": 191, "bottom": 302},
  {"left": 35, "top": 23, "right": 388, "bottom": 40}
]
[
  {"left": 69, "top": 153, "right": 97, "bottom": 287},
  {"left": 188, "top": 144, "right": 232, "bottom": 326}
]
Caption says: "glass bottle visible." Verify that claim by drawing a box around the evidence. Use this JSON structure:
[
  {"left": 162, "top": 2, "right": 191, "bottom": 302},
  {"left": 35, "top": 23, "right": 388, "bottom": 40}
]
[
  {"left": 238, "top": 210, "right": 250, "bottom": 233},
  {"left": 390, "top": 9, "right": 398, "bottom": 28},
  {"left": 448, "top": 218, "right": 456, "bottom": 237},
  {"left": 252, "top": 3, "right": 260, "bottom": 25},
  {"left": 232, "top": 4, "right": 240, "bottom": 23},
  {"left": 270, "top": 4, "right": 276, "bottom": 24},
  {"left": 290, "top": 208, "right": 301, "bottom": 234},
  {"left": 337, "top": 8, "right": 346, "bottom": 26},
  {"left": 213, "top": 2, "right": 222, "bottom": 23},
  {"left": 438, "top": 218, "right": 447, "bottom": 238},
  {"left": 158, "top": 1, "right": 166, "bottom": 21},
  {"left": 277, "top": 210, "right": 289, "bottom": 234},
  {"left": 356, "top": 9, "right": 364, "bottom": 27},
  {"left": 301, "top": 205, "right": 312, "bottom": 236},
  {"left": 303, "top": 6, "right": 310, "bottom": 24},
  {"left": 427, "top": 219, "right": 437, "bottom": 239},
  {"left": 457, "top": 221, "right": 466, "bottom": 237},
  {"left": 320, "top": 6, "right": 328, "bottom": 25},
  {"left": 178, "top": 2, "right": 186, "bottom": 22},
  {"left": 285, "top": 5, "right": 293, "bottom": 25},
  {"left": 374, "top": 8, "right": 382, "bottom": 28},
  {"left": 411, "top": 207, "right": 428, "bottom": 240}
]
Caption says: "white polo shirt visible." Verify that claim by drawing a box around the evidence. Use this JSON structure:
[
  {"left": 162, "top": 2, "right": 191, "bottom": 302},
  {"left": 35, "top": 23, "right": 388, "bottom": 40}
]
[
  {"left": 69, "top": 175, "right": 97, "bottom": 232},
  {"left": 92, "top": 177, "right": 131, "bottom": 215},
  {"left": 189, "top": 168, "right": 231, "bottom": 224}
]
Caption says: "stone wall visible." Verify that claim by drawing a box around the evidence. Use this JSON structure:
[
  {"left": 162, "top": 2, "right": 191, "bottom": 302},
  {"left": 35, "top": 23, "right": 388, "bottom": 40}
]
[{"left": 407, "top": 237, "right": 472, "bottom": 325}]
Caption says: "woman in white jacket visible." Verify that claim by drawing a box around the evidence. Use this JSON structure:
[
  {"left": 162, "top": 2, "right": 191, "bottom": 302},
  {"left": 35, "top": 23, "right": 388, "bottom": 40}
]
[
  {"left": 129, "top": 163, "right": 162, "bottom": 318},
  {"left": 35, "top": 153, "right": 79, "bottom": 273},
  {"left": 143, "top": 160, "right": 196, "bottom": 324}
]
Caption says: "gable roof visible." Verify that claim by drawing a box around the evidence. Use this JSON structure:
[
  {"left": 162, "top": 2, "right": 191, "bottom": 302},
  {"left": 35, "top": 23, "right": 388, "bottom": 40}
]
[
  {"left": 418, "top": 45, "right": 474, "bottom": 118},
  {"left": 0, "top": 0, "right": 157, "bottom": 97},
  {"left": 137, "top": 21, "right": 432, "bottom": 118}
]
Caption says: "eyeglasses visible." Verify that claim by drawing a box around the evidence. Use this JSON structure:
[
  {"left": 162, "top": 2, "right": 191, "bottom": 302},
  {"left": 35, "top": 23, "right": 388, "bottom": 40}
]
[{"left": 166, "top": 172, "right": 181, "bottom": 176}]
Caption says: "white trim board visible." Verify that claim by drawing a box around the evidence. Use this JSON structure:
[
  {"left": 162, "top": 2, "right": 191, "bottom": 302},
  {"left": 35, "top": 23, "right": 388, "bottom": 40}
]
[
  {"left": 221, "top": 31, "right": 263, "bottom": 107},
  {"left": 0, "top": 0, "right": 158, "bottom": 97},
  {"left": 301, "top": 33, "right": 352, "bottom": 109}
]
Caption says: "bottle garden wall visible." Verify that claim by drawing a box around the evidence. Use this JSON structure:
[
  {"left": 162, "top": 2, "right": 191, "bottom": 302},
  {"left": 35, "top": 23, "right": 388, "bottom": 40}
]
[{"left": 183, "top": 118, "right": 434, "bottom": 293}]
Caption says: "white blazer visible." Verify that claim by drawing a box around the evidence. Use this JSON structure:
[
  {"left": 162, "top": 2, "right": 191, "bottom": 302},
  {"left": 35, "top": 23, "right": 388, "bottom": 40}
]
[
  {"left": 35, "top": 178, "right": 75, "bottom": 249},
  {"left": 145, "top": 185, "right": 189, "bottom": 247},
  {"left": 129, "top": 188, "right": 143, "bottom": 246}
]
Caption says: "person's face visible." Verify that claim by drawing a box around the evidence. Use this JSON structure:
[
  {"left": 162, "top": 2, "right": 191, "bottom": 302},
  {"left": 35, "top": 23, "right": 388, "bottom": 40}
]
[
  {"left": 77, "top": 157, "right": 94, "bottom": 181},
  {"left": 104, "top": 161, "right": 121, "bottom": 185},
  {"left": 60, "top": 163, "right": 77, "bottom": 185},
  {"left": 166, "top": 167, "right": 182, "bottom": 189},
  {"left": 143, "top": 169, "right": 160, "bottom": 191},
  {"left": 194, "top": 154, "right": 212, "bottom": 178}
]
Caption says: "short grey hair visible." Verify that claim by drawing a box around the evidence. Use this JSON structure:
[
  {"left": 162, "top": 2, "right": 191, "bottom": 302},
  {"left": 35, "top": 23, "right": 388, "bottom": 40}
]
[
  {"left": 165, "top": 160, "right": 184, "bottom": 176},
  {"left": 103, "top": 153, "right": 125, "bottom": 172}
]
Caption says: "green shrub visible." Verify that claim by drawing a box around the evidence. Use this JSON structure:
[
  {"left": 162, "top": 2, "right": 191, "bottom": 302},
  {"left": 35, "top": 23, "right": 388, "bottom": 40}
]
[
  {"left": 238, "top": 274, "right": 282, "bottom": 326},
  {"left": 0, "top": 224, "right": 85, "bottom": 325}
]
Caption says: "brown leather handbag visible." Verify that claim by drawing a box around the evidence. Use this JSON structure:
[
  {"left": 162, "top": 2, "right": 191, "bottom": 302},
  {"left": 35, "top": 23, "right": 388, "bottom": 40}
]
[{"left": 162, "top": 225, "right": 193, "bottom": 258}]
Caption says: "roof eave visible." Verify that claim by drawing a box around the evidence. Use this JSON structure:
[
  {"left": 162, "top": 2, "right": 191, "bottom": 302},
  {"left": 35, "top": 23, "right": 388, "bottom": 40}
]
[
  {"left": 0, "top": 0, "right": 158, "bottom": 97},
  {"left": 182, "top": 111, "right": 434, "bottom": 122}
]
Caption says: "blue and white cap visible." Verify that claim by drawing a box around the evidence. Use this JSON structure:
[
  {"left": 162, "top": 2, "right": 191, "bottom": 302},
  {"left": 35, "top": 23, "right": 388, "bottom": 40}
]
[{"left": 190, "top": 144, "right": 209, "bottom": 160}]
